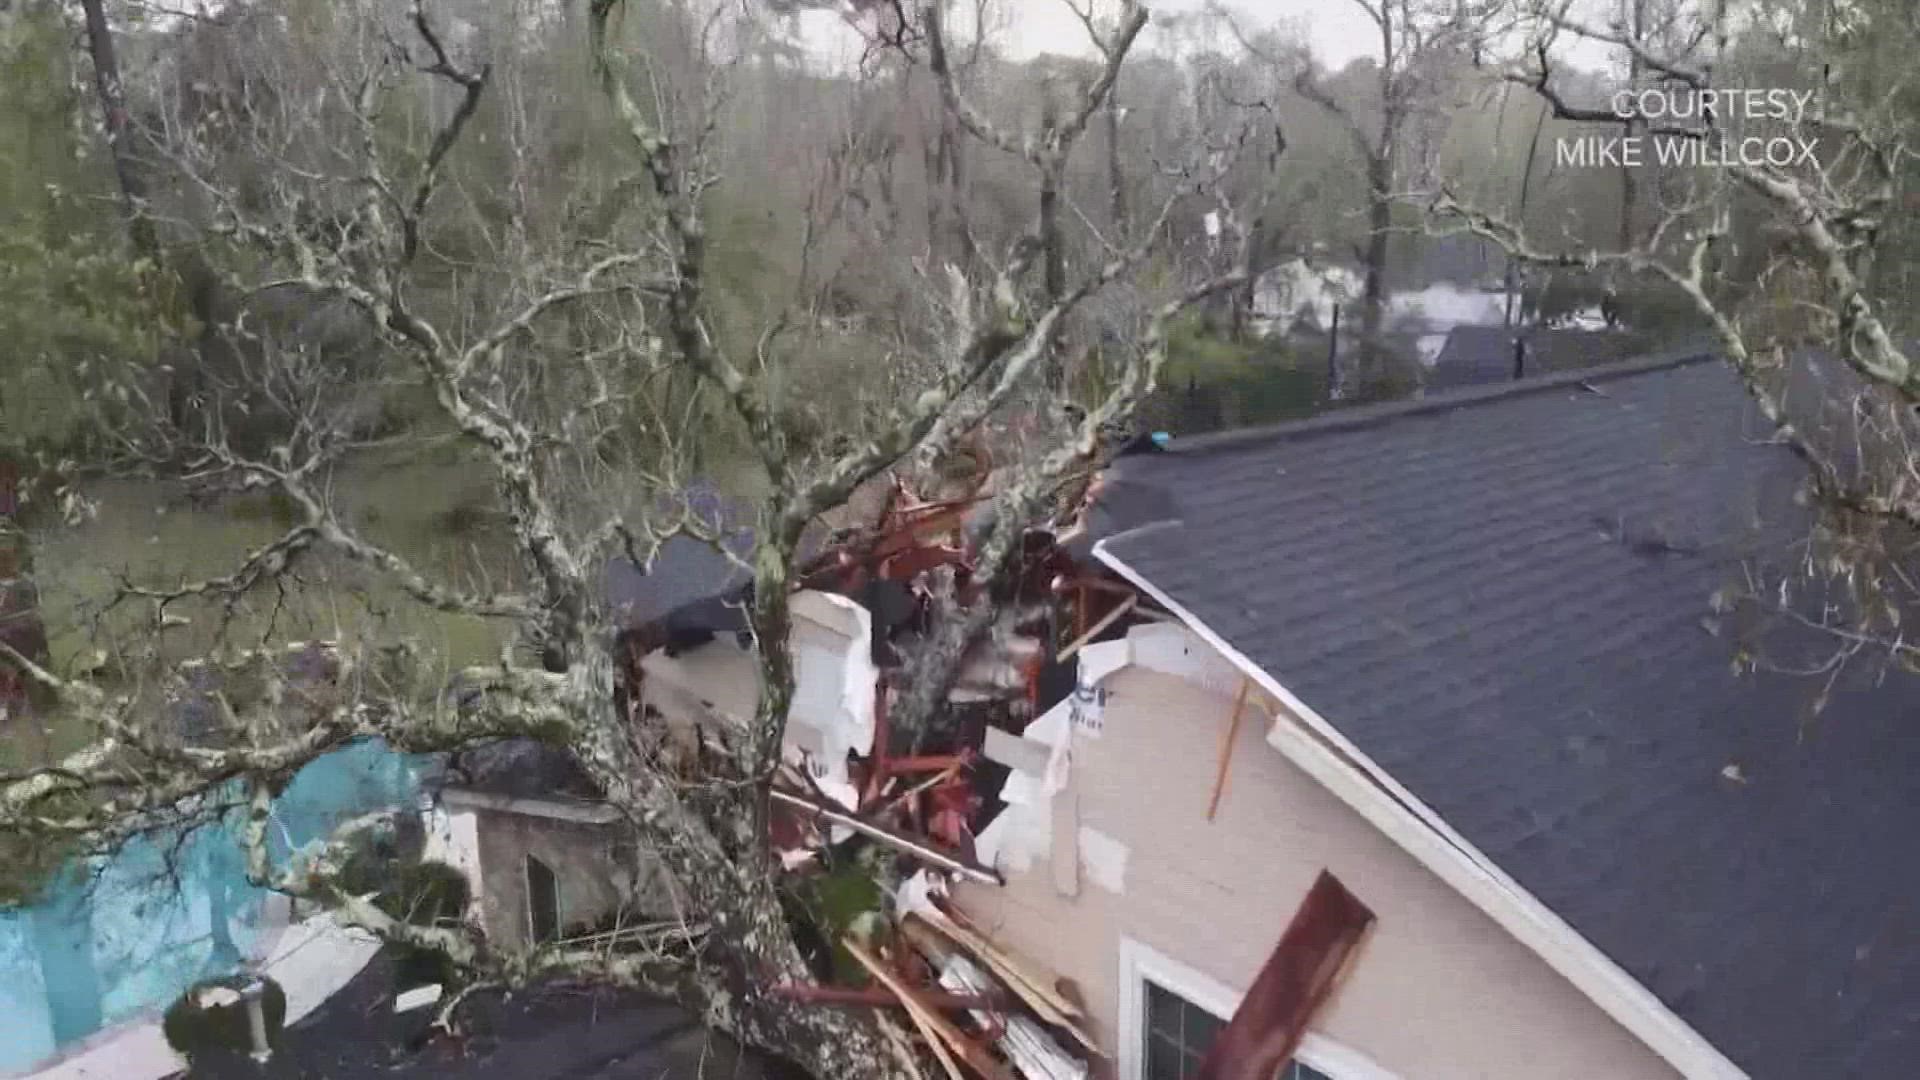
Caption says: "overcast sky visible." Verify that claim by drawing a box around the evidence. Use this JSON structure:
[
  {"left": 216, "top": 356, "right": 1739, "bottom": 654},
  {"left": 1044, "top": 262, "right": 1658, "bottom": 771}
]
[{"left": 794, "top": 0, "right": 1615, "bottom": 76}]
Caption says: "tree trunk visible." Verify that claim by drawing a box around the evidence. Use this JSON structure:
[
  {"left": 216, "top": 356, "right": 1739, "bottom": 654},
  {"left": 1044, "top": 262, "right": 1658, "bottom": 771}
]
[
  {"left": 1619, "top": 0, "right": 1647, "bottom": 253},
  {"left": 1105, "top": 88, "right": 1127, "bottom": 235},
  {"left": 1038, "top": 81, "right": 1068, "bottom": 394},
  {"left": 1507, "top": 102, "right": 1550, "bottom": 328},
  {"left": 77, "top": 0, "right": 157, "bottom": 260},
  {"left": 77, "top": 0, "right": 229, "bottom": 433},
  {"left": 1357, "top": 154, "right": 1392, "bottom": 388}
]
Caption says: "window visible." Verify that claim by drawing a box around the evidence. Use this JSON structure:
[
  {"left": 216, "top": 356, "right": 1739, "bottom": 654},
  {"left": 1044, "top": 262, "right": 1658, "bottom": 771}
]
[
  {"left": 525, "top": 854, "right": 561, "bottom": 944},
  {"left": 1142, "top": 978, "right": 1333, "bottom": 1080},
  {"left": 1144, "top": 979, "right": 1222, "bottom": 1080},
  {"left": 1119, "top": 937, "right": 1398, "bottom": 1080}
]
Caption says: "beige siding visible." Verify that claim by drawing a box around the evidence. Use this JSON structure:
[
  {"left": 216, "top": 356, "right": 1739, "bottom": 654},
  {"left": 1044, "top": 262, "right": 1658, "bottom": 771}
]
[{"left": 955, "top": 665, "right": 1678, "bottom": 1080}]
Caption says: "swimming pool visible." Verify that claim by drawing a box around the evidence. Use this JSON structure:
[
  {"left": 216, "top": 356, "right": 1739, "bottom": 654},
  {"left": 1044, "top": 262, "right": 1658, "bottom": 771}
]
[{"left": 0, "top": 740, "right": 420, "bottom": 1074}]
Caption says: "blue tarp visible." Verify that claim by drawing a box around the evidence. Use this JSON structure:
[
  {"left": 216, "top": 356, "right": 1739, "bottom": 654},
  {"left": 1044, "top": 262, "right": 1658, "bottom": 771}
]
[{"left": 0, "top": 740, "right": 420, "bottom": 1073}]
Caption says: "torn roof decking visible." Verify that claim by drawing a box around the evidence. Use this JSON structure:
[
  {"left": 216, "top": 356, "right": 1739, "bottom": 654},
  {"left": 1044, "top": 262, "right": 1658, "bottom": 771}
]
[{"left": 1087, "top": 353, "right": 1920, "bottom": 1078}]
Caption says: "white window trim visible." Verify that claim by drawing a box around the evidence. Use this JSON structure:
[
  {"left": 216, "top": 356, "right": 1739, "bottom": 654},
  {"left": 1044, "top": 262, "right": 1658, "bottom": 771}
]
[{"left": 1116, "top": 936, "right": 1402, "bottom": 1080}]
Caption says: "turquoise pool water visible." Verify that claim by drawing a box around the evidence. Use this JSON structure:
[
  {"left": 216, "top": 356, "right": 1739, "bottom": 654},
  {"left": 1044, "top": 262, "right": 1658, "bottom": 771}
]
[{"left": 0, "top": 740, "right": 420, "bottom": 1074}]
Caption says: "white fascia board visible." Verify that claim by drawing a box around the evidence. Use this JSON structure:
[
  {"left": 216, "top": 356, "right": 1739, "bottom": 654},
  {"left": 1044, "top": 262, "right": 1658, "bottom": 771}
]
[
  {"left": 440, "top": 787, "right": 622, "bottom": 824},
  {"left": 1092, "top": 540, "right": 1749, "bottom": 1080}
]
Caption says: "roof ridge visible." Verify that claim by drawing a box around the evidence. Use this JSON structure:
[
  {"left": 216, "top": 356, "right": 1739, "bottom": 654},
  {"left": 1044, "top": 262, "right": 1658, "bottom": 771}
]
[{"left": 1163, "top": 343, "right": 1722, "bottom": 455}]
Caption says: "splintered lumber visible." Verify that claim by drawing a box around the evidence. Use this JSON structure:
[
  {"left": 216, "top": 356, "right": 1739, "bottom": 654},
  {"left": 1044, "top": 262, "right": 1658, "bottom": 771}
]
[
  {"left": 1056, "top": 594, "right": 1137, "bottom": 662},
  {"left": 902, "top": 920, "right": 1088, "bottom": 1080},
  {"left": 906, "top": 913, "right": 1102, "bottom": 1056},
  {"left": 771, "top": 787, "right": 1002, "bottom": 885},
  {"left": 1193, "top": 871, "right": 1376, "bottom": 1080},
  {"left": 845, "top": 939, "right": 966, "bottom": 1080},
  {"left": 770, "top": 985, "right": 1002, "bottom": 1011},
  {"left": 844, "top": 938, "right": 1017, "bottom": 1080},
  {"left": 880, "top": 1015, "right": 933, "bottom": 1080}
]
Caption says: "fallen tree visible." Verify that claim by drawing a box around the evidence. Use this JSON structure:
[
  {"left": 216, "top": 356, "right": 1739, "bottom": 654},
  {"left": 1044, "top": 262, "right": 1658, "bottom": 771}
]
[{"left": 0, "top": 2, "right": 1269, "bottom": 1076}]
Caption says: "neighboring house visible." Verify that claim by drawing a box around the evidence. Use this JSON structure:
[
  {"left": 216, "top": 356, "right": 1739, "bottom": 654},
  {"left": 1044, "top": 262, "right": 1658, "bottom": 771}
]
[
  {"left": 1251, "top": 259, "right": 1361, "bottom": 338},
  {"left": 953, "top": 352, "right": 1920, "bottom": 1079},
  {"left": 425, "top": 739, "right": 673, "bottom": 950}
]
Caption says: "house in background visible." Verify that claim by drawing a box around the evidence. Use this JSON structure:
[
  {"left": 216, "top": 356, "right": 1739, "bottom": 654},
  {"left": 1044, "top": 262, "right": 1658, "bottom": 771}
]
[
  {"left": 424, "top": 738, "right": 673, "bottom": 949},
  {"left": 1423, "top": 324, "right": 1653, "bottom": 393},
  {"left": 954, "top": 352, "right": 1920, "bottom": 1079}
]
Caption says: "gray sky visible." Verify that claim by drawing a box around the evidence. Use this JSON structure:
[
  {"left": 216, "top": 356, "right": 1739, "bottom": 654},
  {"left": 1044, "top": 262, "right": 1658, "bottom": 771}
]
[{"left": 796, "top": 0, "right": 1615, "bottom": 75}]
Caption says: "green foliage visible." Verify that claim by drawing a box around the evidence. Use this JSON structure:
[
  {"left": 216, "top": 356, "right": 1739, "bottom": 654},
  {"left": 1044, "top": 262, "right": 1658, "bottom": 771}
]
[
  {"left": 783, "top": 853, "right": 885, "bottom": 987},
  {"left": 1148, "top": 314, "right": 1329, "bottom": 434},
  {"left": 335, "top": 845, "right": 472, "bottom": 991},
  {"left": 1521, "top": 274, "right": 1707, "bottom": 339},
  {"left": 222, "top": 489, "right": 304, "bottom": 530},
  {"left": 0, "top": 6, "right": 179, "bottom": 456},
  {"left": 374, "top": 860, "right": 473, "bottom": 927},
  {"left": 161, "top": 974, "right": 287, "bottom": 1061}
]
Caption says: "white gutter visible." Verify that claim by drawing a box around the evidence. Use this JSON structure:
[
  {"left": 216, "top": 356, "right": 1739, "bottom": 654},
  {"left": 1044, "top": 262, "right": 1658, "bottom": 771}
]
[
  {"left": 1092, "top": 538, "right": 1748, "bottom": 1080},
  {"left": 440, "top": 787, "right": 623, "bottom": 824}
]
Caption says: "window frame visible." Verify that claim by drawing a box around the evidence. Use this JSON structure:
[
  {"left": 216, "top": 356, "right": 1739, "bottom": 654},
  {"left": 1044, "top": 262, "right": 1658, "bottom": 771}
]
[{"left": 1116, "top": 936, "right": 1401, "bottom": 1080}]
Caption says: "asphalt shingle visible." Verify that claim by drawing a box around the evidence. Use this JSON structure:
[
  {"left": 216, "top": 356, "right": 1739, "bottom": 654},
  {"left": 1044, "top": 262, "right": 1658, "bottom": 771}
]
[
  {"left": 1095, "top": 353, "right": 1920, "bottom": 1078},
  {"left": 1427, "top": 325, "right": 1653, "bottom": 391}
]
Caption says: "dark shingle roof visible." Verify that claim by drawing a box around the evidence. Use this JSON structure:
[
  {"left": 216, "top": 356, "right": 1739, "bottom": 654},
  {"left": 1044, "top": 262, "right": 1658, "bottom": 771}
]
[
  {"left": 447, "top": 738, "right": 600, "bottom": 801},
  {"left": 1427, "top": 325, "right": 1652, "bottom": 391},
  {"left": 602, "top": 483, "right": 757, "bottom": 631},
  {"left": 1093, "top": 353, "right": 1920, "bottom": 1078},
  {"left": 179, "top": 950, "right": 800, "bottom": 1079}
]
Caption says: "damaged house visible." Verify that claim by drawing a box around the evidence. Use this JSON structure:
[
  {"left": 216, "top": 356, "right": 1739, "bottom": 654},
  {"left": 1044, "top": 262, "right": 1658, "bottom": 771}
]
[
  {"left": 423, "top": 351, "right": 1920, "bottom": 1079},
  {"left": 958, "top": 351, "right": 1920, "bottom": 1079}
]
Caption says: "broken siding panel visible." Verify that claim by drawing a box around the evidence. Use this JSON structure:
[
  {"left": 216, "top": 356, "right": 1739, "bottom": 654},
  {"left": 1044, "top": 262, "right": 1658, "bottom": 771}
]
[{"left": 953, "top": 665, "right": 1679, "bottom": 1080}]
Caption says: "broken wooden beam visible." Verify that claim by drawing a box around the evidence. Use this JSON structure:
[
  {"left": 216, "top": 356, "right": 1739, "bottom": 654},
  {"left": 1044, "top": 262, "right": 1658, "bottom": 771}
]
[
  {"left": 1206, "top": 678, "right": 1252, "bottom": 822},
  {"left": 906, "top": 912, "right": 1102, "bottom": 1055},
  {"left": 1194, "top": 871, "right": 1376, "bottom": 1080},
  {"left": 845, "top": 938, "right": 1015, "bottom": 1080},
  {"left": 882, "top": 752, "right": 975, "bottom": 776},
  {"left": 770, "top": 786, "right": 1003, "bottom": 886},
  {"left": 1056, "top": 594, "right": 1137, "bottom": 662},
  {"left": 901, "top": 920, "right": 1089, "bottom": 1080}
]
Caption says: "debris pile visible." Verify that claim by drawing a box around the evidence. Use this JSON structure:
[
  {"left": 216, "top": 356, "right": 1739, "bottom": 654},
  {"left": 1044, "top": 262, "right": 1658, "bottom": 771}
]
[
  {"left": 614, "top": 437, "right": 1186, "bottom": 1076},
  {"left": 772, "top": 871, "right": 1098, "bottom": 1080}
]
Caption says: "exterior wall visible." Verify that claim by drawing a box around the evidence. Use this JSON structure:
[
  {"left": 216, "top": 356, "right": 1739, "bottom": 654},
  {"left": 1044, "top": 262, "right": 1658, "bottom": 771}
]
[
  {"left": 470, "top": 806, "right": 668, "bottom": 949},
  {"left": 422, "top": 804, "right": 485, "bottom": 900},
  {"left": 954, "top": 660, "right": 1679, "bottom": 1080}
]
